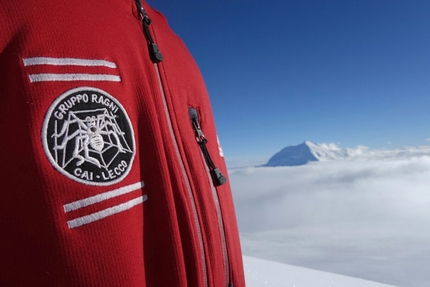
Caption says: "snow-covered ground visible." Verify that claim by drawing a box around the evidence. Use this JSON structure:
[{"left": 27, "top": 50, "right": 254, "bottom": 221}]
[
  {"left": 244, "top": 256, "right": 395, "bottom": 287},
  {"left": 231, "top": 145, "right": 430, "bottom": 287}
]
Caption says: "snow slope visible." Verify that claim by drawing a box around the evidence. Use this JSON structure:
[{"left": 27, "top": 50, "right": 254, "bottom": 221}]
[
  {"left": 263, "top": 141, "right": 430, "bottom": 167},
  {"left": 263, "top": 141, "right": 347, "bottom": 166},
  {"left": 244, "top": 256, "right": 395, "bottom": 287}
]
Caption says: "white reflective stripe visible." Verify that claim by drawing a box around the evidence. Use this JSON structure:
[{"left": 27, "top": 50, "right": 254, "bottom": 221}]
[
  {"left": 64, "top": 181, "right": 144, "bottom": 212},
  {"left": 23, "top": 57, "right": 117, "bottom": 68},
  {"left": 29, "top": 73, "right": 121, "bottom": 82},
  {"left": 67, "top": 195, "right": 147, "bottom": 229}
]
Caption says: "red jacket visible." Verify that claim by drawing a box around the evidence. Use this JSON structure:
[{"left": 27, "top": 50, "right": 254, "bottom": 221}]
[{"left": 0, "top": 1, "right": 245, "bottom": 286}]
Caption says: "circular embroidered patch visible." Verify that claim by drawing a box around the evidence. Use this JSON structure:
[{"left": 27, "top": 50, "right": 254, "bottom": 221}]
[{"left": 42, "top": 87, "right": 136, "bottom": 186}]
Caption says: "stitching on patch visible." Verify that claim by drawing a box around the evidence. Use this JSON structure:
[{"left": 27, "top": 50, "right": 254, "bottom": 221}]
[{"left": 41, "top": 87, "right": 136, "bottom": 186}]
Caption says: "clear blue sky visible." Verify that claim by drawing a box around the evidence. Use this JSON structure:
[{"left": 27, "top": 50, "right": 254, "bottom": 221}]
[{"left": 147, "top": 0, "right": 430, "bottom": 165}]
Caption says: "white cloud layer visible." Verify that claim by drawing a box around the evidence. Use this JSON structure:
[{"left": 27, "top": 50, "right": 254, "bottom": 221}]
[{"left": 230, "top": 146, "right": 430, "bottom": 287}]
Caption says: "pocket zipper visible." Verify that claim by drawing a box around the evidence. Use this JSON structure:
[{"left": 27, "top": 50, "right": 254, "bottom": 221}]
[
  {"left": 189, "top": 108, "right": 227, "bottom": 186},
  {"left": 189, "top": 107, "right": 232, "bottom": 286}
]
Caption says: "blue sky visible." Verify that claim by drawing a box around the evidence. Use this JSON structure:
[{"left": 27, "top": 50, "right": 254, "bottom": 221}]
[{"left": 147, "top": 0, "right": 430, "bottom": 165}]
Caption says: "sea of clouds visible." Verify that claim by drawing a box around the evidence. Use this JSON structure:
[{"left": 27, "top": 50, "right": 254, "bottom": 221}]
[{"left": 230, "top": 145, "right": 430, "bottom": 287}]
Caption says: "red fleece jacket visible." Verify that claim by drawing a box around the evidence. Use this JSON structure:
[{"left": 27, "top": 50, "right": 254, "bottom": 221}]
[{"left": 0, "top": 1, "right": 245, "bottom": 286}]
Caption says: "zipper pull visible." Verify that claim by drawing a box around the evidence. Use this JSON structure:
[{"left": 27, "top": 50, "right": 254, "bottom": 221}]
[
  {"left": 189, "top": 108, "right": 227, "bottom": 186},
  {"left": 211, "top": 167, "right": 227, "bottom": 186},
  {"left": 135, "top": 0, "right": 164, "bottom": 63}
]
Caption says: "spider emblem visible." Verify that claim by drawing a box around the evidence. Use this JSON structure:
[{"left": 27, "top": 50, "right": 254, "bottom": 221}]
[
  {"left": 51, "top": 109, "right": 131, "bottom": 169},
  {"left": 43, "top": 87, "right": 135, "bottom": 185}
]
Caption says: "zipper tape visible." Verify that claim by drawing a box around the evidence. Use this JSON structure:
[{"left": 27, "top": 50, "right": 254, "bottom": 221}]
[{"left": 189, "top": 107, "right": 227, "bottom": 186}]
